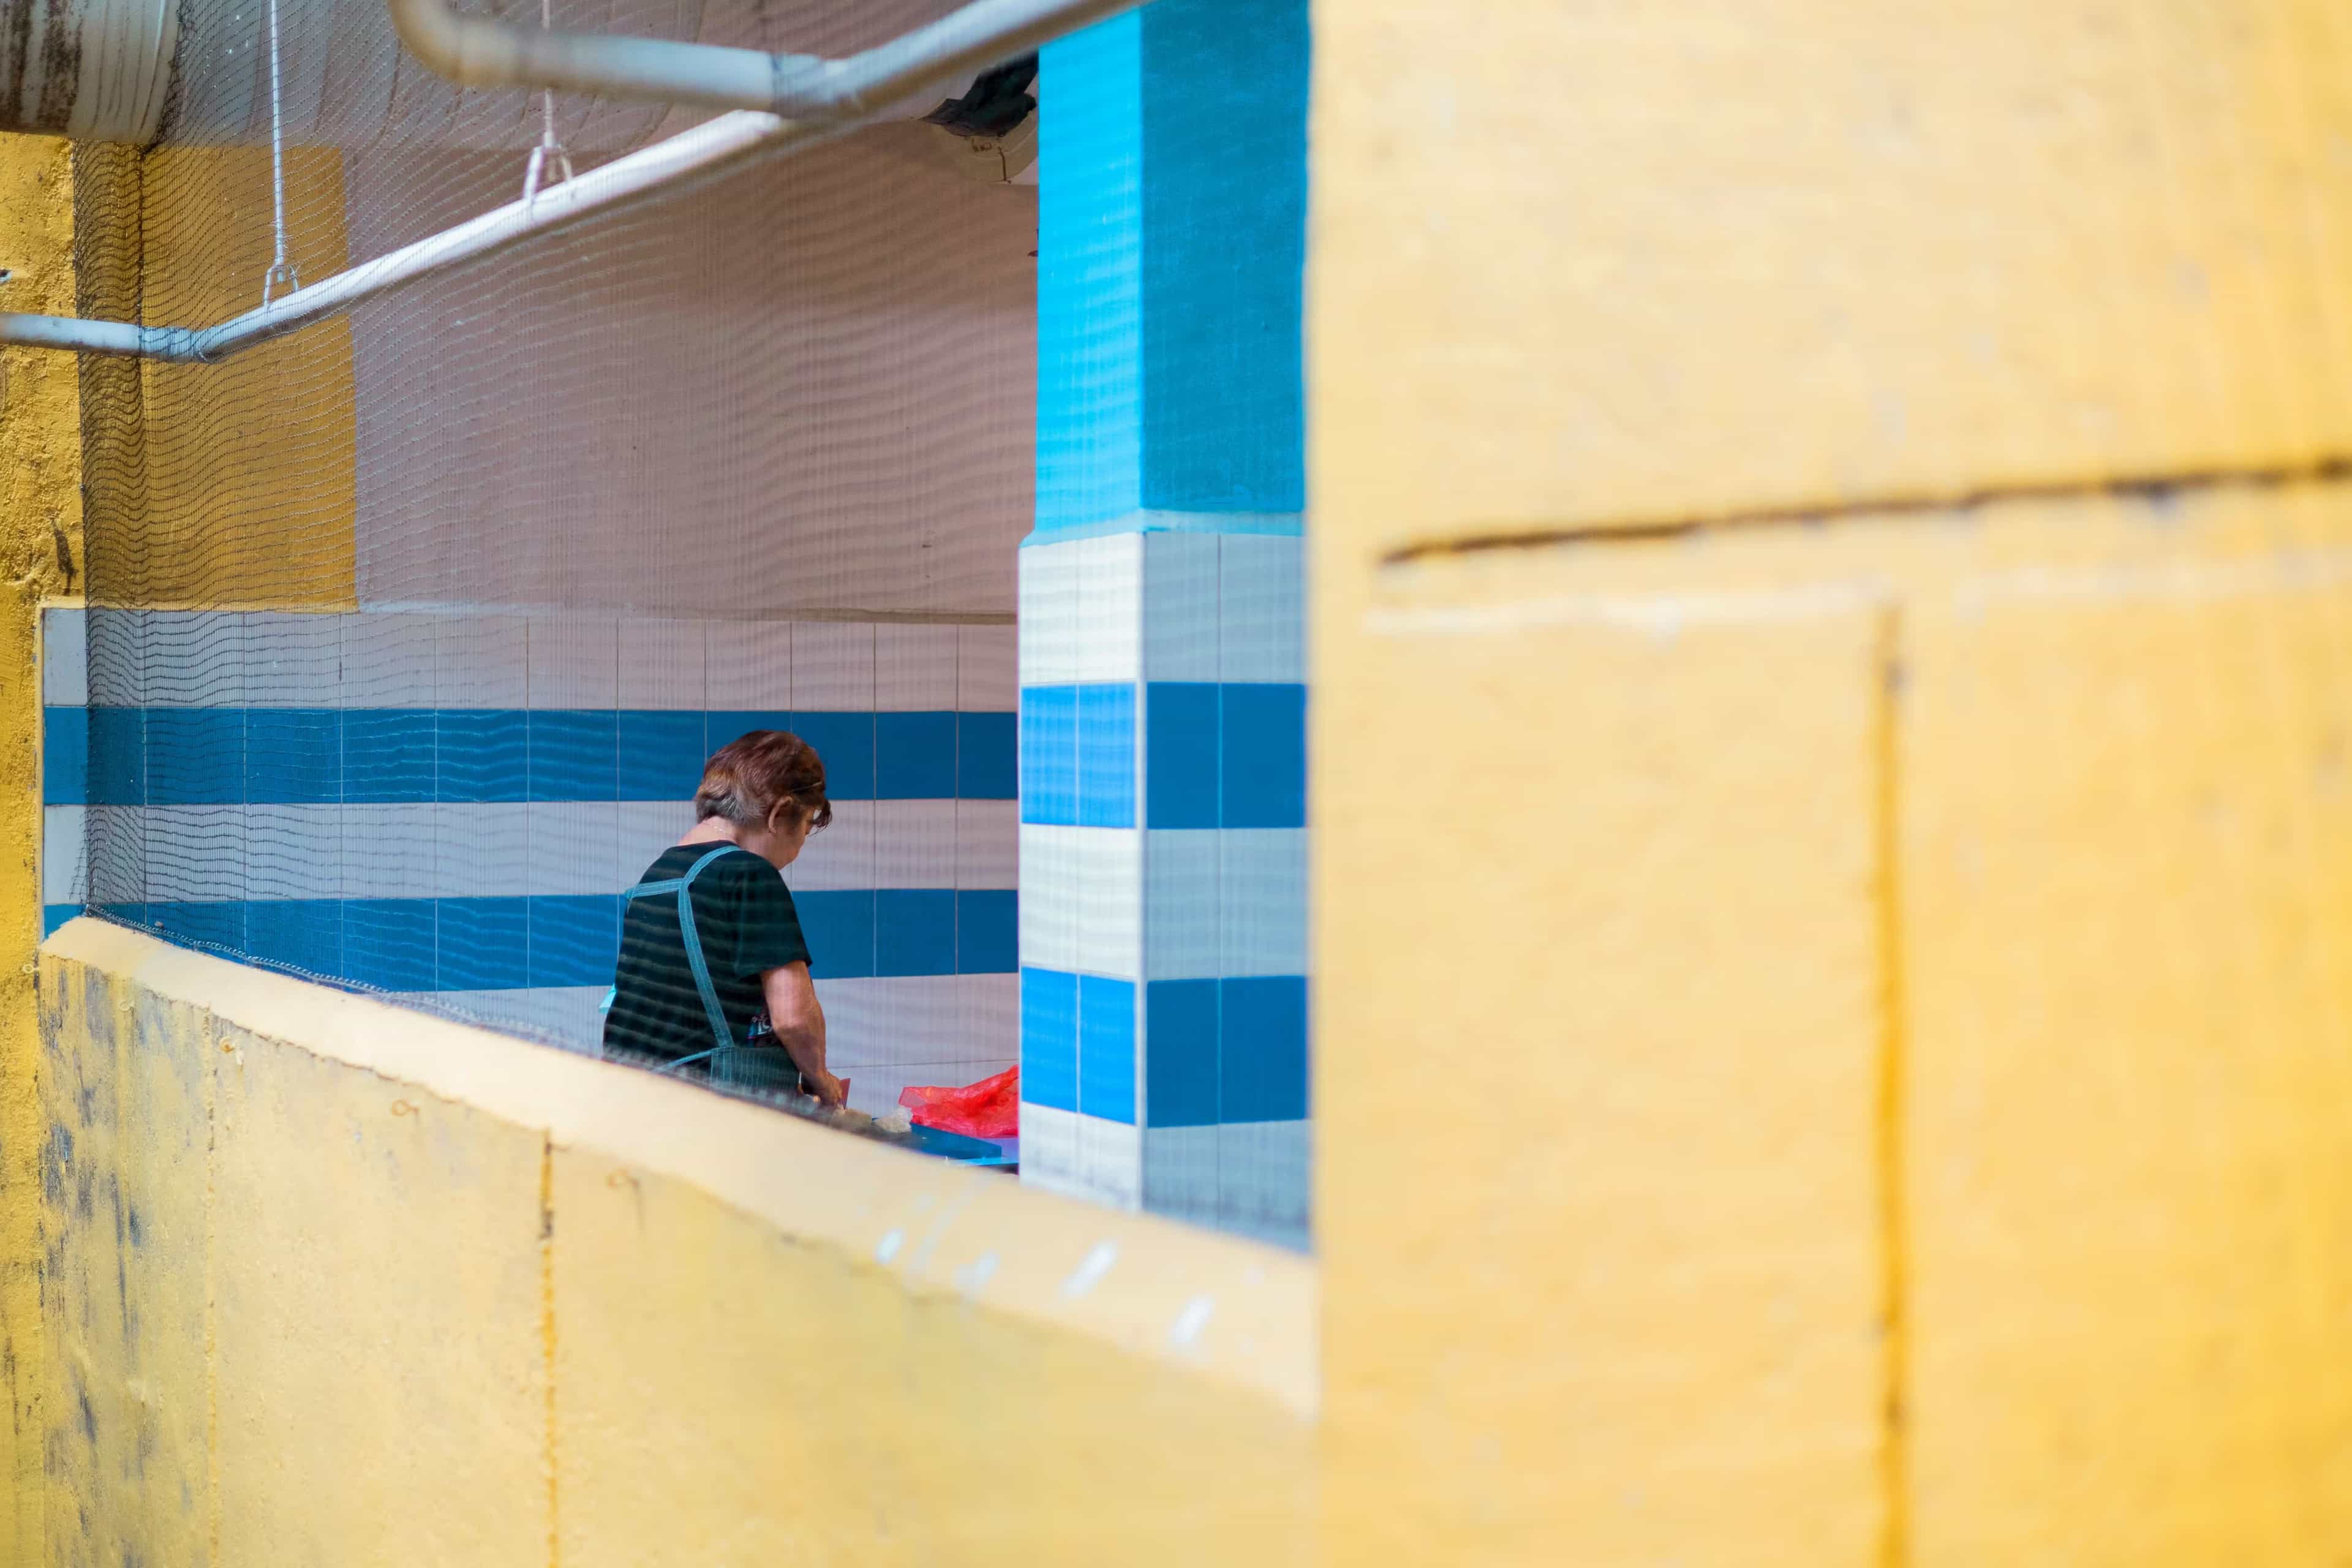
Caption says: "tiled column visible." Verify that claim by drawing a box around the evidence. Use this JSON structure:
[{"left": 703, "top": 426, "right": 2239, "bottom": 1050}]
[{"left": 1017, "top": 0, "right": 1311, "bottom": 1246}]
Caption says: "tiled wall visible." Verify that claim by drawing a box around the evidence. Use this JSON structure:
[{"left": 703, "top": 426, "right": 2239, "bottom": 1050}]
[
  {"left": 56, "top": 111, "right": 1042, "bottom": 1117},
  {"left": 343, "top": 132, "right": 1035, "bottom": 619},
  {"left": 42, "top": 606, "right": 1019, "bottom": 1117},
  {"left": 1024, "top": 0, "right": 1312, "bottom": 1247},
  {"left": 1016, "top": 530, "right": 1309, "bottom": 1242}
]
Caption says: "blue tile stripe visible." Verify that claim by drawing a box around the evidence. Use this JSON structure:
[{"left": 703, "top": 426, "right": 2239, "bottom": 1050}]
[
  {"left": 1023, "top": 967, "right": 1306, "bottom": 1127},
  {"left": 1019, "top": 682, "right": 1304, "bottom": 829},
  {"left": 65, "top": 889, "right": 1015, "bottom": 990},
  {"left": 42, "top": 706, "right": 86, "bottom": 805},
  {"left": 1143, "top": 974, "right": 1309, "bottom": 1126},
  {"left": 43, "top": 707, "right": 1017, "bottom": 808},
  {"left": 1019, "top": 966, "right": 1139, "bottom": 1123}
]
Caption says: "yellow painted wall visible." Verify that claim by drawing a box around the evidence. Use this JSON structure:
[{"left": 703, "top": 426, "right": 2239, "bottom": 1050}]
[
  {"left": 129, "top": 144, "right": 356, "bottom": 609},
  {"left": 0, "top": 129, "right": 78, "bottom": 1568},
  {"left": 1316, "top": 0, "right": 2352, "bottom": 553},
  {"left": 71, "top": 143, "right": 148, "bottom": 600},
  {"left": 37, "top": 921, "right": 1316, "bottom": 1566},
  {"left": 0, "top": 136, "right": 82, "bottom": 598},
  {"left": 1313, "top": 1, "right": 2352, "bottom": 1564},
  {"left": 7, "top": 1, "right": 2352, "bottom": 1561}
]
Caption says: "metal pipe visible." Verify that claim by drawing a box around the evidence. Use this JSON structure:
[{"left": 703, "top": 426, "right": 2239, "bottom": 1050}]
[
  {"left": 0, "top": 0, "right": 1136, "bottom": 363},
  {"left": 0, "top": 108, "right": 796, "bottom": 362},
  {"left": 388, "top": 0, "right": 1126, "bottom": 118},
  {"left": 0, "top": 313, "right": 155, "bottom": 358}
]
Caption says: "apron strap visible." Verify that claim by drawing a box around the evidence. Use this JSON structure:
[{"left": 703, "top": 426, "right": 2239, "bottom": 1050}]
[
  {"left": 618, "top": 845, "right": 750, "bottom": 1072},
  {"left": 672, "top": 846, "right": 743, "bottom": 1060}
]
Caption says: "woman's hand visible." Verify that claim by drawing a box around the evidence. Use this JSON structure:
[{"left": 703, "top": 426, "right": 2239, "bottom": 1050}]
[{"left": 762, "top": 962, "right": 838, "bottom": 1106}]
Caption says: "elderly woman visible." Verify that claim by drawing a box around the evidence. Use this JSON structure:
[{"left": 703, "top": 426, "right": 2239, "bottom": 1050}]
[{"left": 602, "top": 729, "right": 847, "bottom": 1106}]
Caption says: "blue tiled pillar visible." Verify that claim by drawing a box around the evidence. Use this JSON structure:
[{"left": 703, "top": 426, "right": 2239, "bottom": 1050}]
[{"left": 1019, "top": 0, "right": 1310, "bottom": 1246}]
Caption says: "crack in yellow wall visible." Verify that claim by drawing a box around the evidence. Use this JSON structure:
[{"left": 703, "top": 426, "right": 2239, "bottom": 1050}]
[{"left": 1313, "top": 3, "right": 2352, "bottom": 1561}]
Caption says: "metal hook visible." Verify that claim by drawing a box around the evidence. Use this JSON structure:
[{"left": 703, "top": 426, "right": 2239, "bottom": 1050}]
[
  {"left": 260, "top": 260, "right": 301, "bottom": 307},
  {"left": 520, "top": 0, "right": 572, "bottom": 204},
  {"left": 521, "top": 139, "right": 575, "bottom": 203}
]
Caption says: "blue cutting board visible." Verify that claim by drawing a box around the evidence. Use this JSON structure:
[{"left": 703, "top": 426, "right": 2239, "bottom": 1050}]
[{"left": 900, "top": 1123, "right": 1014, "bottom": 1165}]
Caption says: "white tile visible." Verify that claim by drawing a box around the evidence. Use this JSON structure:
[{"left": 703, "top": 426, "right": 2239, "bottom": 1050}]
[
  {"left": 1142, "top": 1126, "right": 1221, "bottom": 1223},
  {"left": 875, "top": 624, "right": 959, "bottom": 710},
  {"left": 339, "top": 613, "right": 439, "bottom": 709},
  {"left": 705, "top": 621, "right": 791, "bottom": 709},
  {"left": 954, "top": 798, "right": 1018, "bottom": 890},
  {"left": 1018, "top": 1103, "right": 1082, "bottom": 1191},
  {"left": 1218, "top": 1119, "right": 1311, "bottom": 1244},
  {"left": 617, "top": 619, "right": 707, "bottom": 710},
  {"left": 528, "top": 616, "right": 619, "bottom": 709},
  {"left": 816, "top": 973, "right": 1020, "bottom": 1072},
  {"left": 1219, "top": 827, "right": 1309, "bottom": 978},
  {"left": 41, "top": 606, "right": 87, "bottom": 707},
  {"left": 786, "top": 799, "right": 874, "bottom": 891},
  {"left": 436, "top": 614, "right": 530, "bottom": 709},
  {"left": 872, "top": 799, "right": 958, "bottom": 888},
  {"left": 1018, "top": 825, "right": 1074, "bottom": 971},
  {"left": 1221, "top": 534, "right": 1306, "bottom": 684},
  {"left": 1071, "top": 533, "right": 1142, "bottom": 684},
  {"left": 1019, "top": 824, "right": 1139, "bottom": 978},
  {"left": 1219, "top": 532, "right": 1306, "bottom": 684},
  {"left": 42, "top": 805, "right": 86, "bottom": 907},
  {"left": 522, "top": 988, "right": 613, "bottom": 1054},
  {"left": 430, "top": 802, "right": 530, "bottom": 899},
  {"left": 1077, "top": 1114, "right": 1142, "bottom": 1208},
  {"left": 145, "top": 805, "right": 245, "bottom": 902},
  {"left": 1142, "top": 532, "right": 1220, "bottom": 681},
  {"left": 347, "top": 802, "right": 444, "bottom": 900},
  {"left": 243, "top": 804, "right": 344, "bottom": 902},
  {"left": 84, "top": 805, "right": 145, "bottom": 905},
  {"left": 1017, "top": 542, "right": 1080, "bottom": 687},
  {"left": 957, "top": 623, "right": 1017, "bottom": 711},
  {"left": 243, "top": 612, "right": 342, "bottom": 707},
  {"left": 402, "top": 987, "right": 609, "bottom": 1054},
  {"left": 529, "top": 801, "right": 621, "bottom": 896},
  {"left": 85, "top": 609, "right": 145, "bottom": 707},
  {"left": 616, "top": 800, "right": 695, "bottom": 880},
  {"left": 952, "top": 970, "right": 1019, "bottom": 1050},
  {"left": 791, "top": 622, "right": 875, "bottom": 711},
  {"left": 1071, "top": 829, "right": 1142, "bottom": 979},
  {"left": 1144, "top": 829, "right": 1221, "bottom": 981},
  {"left": 143, "top": 612, "right": 243, "bottom": 707}
]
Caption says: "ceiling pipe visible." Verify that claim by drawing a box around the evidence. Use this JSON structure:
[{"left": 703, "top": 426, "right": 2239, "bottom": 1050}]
[
  {"left": 0, "top": 0, "right": 1129, "bottom": 363},
  {"left": 1, "top": 109, "right": 796, "bottom": 361},
  {"left": 0, "top": 0, "right": 1059, "bottom": 154},
  {"left": 388, "top": 0, "right": 1115, "bottom": 118}
]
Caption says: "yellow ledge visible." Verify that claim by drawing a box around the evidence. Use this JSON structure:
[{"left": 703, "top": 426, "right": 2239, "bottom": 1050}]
[{"left": 42, "top": 915, "right": 1317, "bottom": 1419}]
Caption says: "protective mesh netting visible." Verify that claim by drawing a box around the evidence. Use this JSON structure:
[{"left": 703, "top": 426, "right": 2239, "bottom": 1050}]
[{"left": 64, "top": 0, "right": 1038, "bottom": 1129}]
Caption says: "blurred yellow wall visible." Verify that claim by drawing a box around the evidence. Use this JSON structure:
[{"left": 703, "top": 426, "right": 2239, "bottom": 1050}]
[{"left": 1313, "top": 1, "right": 2352, "bottom": 1564}]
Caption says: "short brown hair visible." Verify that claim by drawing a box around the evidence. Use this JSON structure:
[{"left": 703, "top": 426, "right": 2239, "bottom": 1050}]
[{"left": 695, "top": 731, "right": 832, "bottom": 832}]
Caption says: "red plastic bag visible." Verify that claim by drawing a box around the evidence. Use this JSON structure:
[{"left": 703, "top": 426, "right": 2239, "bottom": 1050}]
[{"left": 898, "top": 1066, "right": 1019, "bottom": 1140}]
